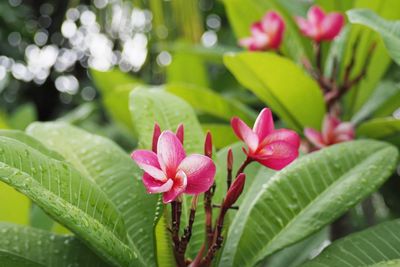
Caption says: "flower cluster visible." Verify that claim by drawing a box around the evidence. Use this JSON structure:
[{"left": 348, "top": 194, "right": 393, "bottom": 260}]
[
  {"left": 131, "top": 127, "right": 215, "bottom": 203},
  {"left": 239, "top": 11, "right": 285, "bottom": 51},
  {"left": 239, "top": 5, "right": 344, "bottom": 51},
  {"left": 305, "top": 114, "right": 355, "bottom": 149},
  {"left": 130, "top": 108, "right": 300, "bottom": 265}
]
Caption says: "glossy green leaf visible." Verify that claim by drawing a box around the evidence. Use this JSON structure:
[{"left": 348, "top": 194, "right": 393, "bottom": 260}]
[
  {"left": 167, "top": 52, "right": 209, "bottom": 87},
  {"left": 342, "top": 0, "right": 400, "bottom": 116},
  {"left": 9, "top": 103, "right": 37, "bottom": 130},
  {"left": 91, "top": 69, "right": 141, "bottom": 134},
  {"left": 222, "top": 0, "right": 311, "bottom": 61},
  {"left": 155, "top": 215, "right": 175, "bottom": 267},
  {"left": 201, "top": 123, "right": 238, "bottom": 149},
  {"left": 357, "top": 117, "right": 400, "bottom": 139},
  {"left": 27, "top": 122, "right": 159, "bottom": 267},
  {"left": 315, "top": 0, "right": 355, "bottom": 12},
  {"left": 352, "top": 81, "right": 400, "bottom": 124},
  {"left": 266, "top": 228, "right": 330, "bottom": 267},
  {"left": 219, "top": 140, "right": 398, "bottom": 267},
  {"left": 166, "top": 83, "right": 256, "bottom": 125},
  {"left": 0, "top": 223, "right": 109, "bottom": 267},
  {"left": 302, "top": 219, "right": 400, "bottom": 267},
  {"left": 348, "top": 9, "right": 400, "bottom": 65},
  {"left": 224, "top": 52, "right": 326, "bottom": 131},
  {"left": 129, "top": 88, "right": 206, "bottom": 258},
  {"left": 0, "top": 133, "right": 135, "bottom": 266},
  {"left": 130, "top": 87, "right": 204, "bottom": 153}
]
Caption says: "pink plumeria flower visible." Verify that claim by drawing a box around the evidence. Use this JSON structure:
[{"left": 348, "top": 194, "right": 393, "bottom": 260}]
[
  {"left": 304, "top": 114, "right": 355, "bottom": 149},
  {"left": 295, "top": 5, "right": 344, "bottom": 42},
  {"left": 131, "top": 130, "right": 216, "bottom": 203},
  {"left": 239, "top": 11, "right": 285, "bottom": 51},
  {"left": 231, "top": 108, "right": 300, "bottom": 170}
]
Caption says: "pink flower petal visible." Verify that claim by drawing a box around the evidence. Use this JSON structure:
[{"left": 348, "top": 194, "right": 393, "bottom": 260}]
[
  {"left": 260, "top": 129, "right": 300, "bottom": 148},
  {"left": 322, "top": 115, "right": 341, "bottom": 144},
  {"left": 157, "top": 131, "right": 186, "bottom": 178},
  {"left": 231, "top": 117, "right": 259, "bottom": 152},
  {"left": 131, "top": 150, "right": 166, "bottom": 181},
  {"left": 308, "top": 6, "right": 325, "bottom": 25},
  {"left": 143, "top": 173, "right": 173, "bottom": 193},
  {"left": 253, "top": 108, "right": 275, "bottom": 142},
  {"left": 262, "top": 12, "right": 285, "bottom": 49},
  {"left": 178, "top": 154, "right": 216, "bottom": 194},
  {"left": 304, "top": 128, "right": 325, "bottom": 149},
  {"left": 321, "top": 13, "right": 344, "bottom": 40},
  {"left": 296, "top": 16, "right": 311, "bottom": 35},
  {"left": 175, "top": 124, "right": 184, "bottom": 144},
  {"left": 334, "top": 122, "right": 354, "bottom": 137},
  {"left": 163, "top": 170, "right": 187, "bottom": 203},
  {"left": 256, "top": 141, "right": 299, "bottom": 170},
  {"left": 239, "top": 37, "right": 254, "bottom": 49}
]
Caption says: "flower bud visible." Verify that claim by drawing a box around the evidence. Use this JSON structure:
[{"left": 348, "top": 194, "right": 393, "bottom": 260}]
[
  {"left": 152, "top": 123, "right": 161, "bottom": 153},
  {"left": 176, "top": 124, "right": 184, "bottom": 144},
  {"left": 204, "top": 131, "right": 213, "bottom": 158},
  {"left": 227, "top": 148, "right": 233, "bottom": 172},
  {"left": 223, "top": 173, "right": 246, "bottom": 211}
]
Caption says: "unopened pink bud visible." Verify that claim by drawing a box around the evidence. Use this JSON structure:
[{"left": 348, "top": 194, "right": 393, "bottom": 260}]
[
  {"left": 204, "top": 131, "right": 212, "bottom": 158},
  {"left": 227, "top": 148, "right": 233, "bottom": 171},
  {"left": 223, "top": 173, "right": 246, "bottom": 210},
  {"left": 152, "top": 123, "right": 161, "bottom": 153},
  {"left": 176, "top": 124, "right": 184, "bottom": 144}
]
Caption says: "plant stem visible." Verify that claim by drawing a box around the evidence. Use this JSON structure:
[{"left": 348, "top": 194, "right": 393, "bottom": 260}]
[
  {"left": 200, "top": 207, "right": 227, "bottom": 266},
  {"left": 235, "top": 157, "right": 252, "bottom": 179},
  {"left": 314, "top": 42, "right": 322, "bottom": 74},
  {"left": 204, "top": 188, "right": 214, "bottom": 247},
  {"left": 179, "top": 196, "right": 198, "bottom": 256},
  {"left": 171, "top": 201, "right": 185, "bottom": 267}
]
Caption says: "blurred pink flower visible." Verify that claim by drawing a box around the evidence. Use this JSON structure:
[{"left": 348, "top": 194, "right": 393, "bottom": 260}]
[
  {"left": 296, "top": 5, "right": 344, "bottom": 42},
  {"left": 231, "top": 108, "right": 300, "bottom": 170},
  {"left": 304, "top": 114, "right": 355, "bottom": 149},
  {"left": 239, "top": 11, "right": 285, "bottom": 51},
  {"left": 132, "top": 130, "right": 216, "bottom": 203}
]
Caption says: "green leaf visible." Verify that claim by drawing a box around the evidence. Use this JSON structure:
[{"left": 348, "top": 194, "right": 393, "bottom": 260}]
[
  {"left": 341, "top": 0, "right": 400, "bottom": 116},
  {"left": 224, "top": 52, "right": 326, "bottom": 131},
  {"left": 9, "top": 103, "right": 37, "bottom": 130},
  {"left": 0, "top": 133, "right": 135, "bottom": 266},
  {"left": 201, "top": 123, "right": 238, "bottom": 149},
  {"left": 219, "top": 140, "right": 398, "bottom": 267},
  {"left": 91, "top": 68, "right": 141, "bottom": 134},
  {"left": 357, "top": 117, "right": 400, "bottom": 139},
  {"left": 167, "top": 52, "right": 209, "bottom": 87},
  {"left": 155, "top": 215, "right": 175, "bottom": 267},
  {"left": 129, "top": 88, "right": 206, "bottom": 258},
  {"left": 222, "top": 0, "right": 311, "bottom": 61},
  {"left": 348, "top": 9, "right": 400, "bottom": 66},
  {"left": 130, "top": 87, "right": 204, "bottom": 153},
  {"left": 315, "top": 0, "right": 355, "bottom": 12},
  {"left": 302, "top": 219, "right": 400, "bottom": 267},
  {"left": 352, "top": 81, "right": 400, "bottom": 124},
  {"left": 27, "top": 122, "right": 159, "bottom": 267},
  {"left": 266, "top": 228, "right": 330, "bottom": 267},
  {"left": 0, "top": 223, "right": 109, "bottom": 267},
  {"left": 166, "top": 83, "right": 257, "bottom": 125}
]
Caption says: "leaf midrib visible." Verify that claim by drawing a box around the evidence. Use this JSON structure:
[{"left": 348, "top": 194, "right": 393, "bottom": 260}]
[
  {"left": 45, "top": 134, "right": 148, "bottom": 266},
  {"left": 238, "top": 145, "right": 391, "bottom": 266}
]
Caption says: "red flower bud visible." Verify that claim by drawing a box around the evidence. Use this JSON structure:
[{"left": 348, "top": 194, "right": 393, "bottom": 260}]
[
  {"left": 152, "top": 123, "right": 161, "bottom": 153},
  {"left": 204, "top": 131, "right": 213, "bottom": 158},
  {"left": 223, "top": 173, "right": 246, "bottom": 211},
  {"left": 227, "top": 148, "right": 233, "bottom": 171},
  {"left": 176, "top": 124, "right": 184, "bottom": 144}
]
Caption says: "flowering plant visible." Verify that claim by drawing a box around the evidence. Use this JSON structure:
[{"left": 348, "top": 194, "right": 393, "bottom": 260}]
[{"left": 0, "top": 1, "right": 399, "bottom": 267}]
